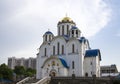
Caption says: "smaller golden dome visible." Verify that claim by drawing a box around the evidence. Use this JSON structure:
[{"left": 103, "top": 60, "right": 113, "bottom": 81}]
[{"left": 61, "top": 16, "right": 72, "bottom": 22}]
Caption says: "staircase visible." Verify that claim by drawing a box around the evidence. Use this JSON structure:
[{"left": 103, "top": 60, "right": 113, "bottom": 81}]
[
  {"left": 16, "top": 77, "right": 30, "bottom": 84},
  {"left": 16, "top": 76, "right": 51, "bottom": 84},
  {"left": 24, "top": 77, "right": 39, "bottom": 84},
  {"left": 33, "top": 76, "right": 50, "bottom": 84},
  {"left": 16, "top": 76, "right": 113, "bottom": 84}
]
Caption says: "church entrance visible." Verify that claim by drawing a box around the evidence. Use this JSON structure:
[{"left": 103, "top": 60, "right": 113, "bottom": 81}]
[
  {"left": 50, "top": 72, "right": 56, "bottom": 77},
  {"left": 49, "top": 69, "right": 57, "bottom": 77}
]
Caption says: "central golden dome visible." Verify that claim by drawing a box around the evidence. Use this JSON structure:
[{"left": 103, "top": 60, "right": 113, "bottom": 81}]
[
  {"left": 61, "top": 16, "right": 72, "bottom": 22},
  {"left": 58, "top": 16, "right": 75, "bottom": 25}
]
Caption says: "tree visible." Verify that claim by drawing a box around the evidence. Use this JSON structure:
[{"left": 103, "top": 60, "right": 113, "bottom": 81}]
[
  {"left": 0, "top": 63, "right": 13, "bottom": 80},
  {"left": 25, "top": 68, "right": 36, "bottom": 77},
  {"left": 13, "top": 66, "right": 26, "bottom": 79}
]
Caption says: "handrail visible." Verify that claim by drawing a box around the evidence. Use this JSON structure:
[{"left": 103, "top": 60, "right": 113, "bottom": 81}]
[
  {"left": 33, "top": 76, "right": 50, "bottom": 84},
  {"left": 16, "top": 77, "right": 30, "bottom": 84}
]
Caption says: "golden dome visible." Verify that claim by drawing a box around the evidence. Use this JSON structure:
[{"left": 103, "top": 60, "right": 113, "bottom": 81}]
[
  {"left": 58, "top": 16, "right": 75, "bottom": 25},
  {"left": 61, "top": 16, "right": 72, "bottom": 22}
]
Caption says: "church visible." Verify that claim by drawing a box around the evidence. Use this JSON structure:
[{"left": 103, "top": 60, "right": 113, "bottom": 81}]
[{"left": 36, "top": 16, "right": 101, "bottom": 79}]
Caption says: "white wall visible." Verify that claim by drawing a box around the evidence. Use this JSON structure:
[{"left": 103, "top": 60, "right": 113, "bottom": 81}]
[
  {"left": 50, "top": 36, "right": 66, "bottom": 56},
  {"left": 66, "top": 38, "right": 84, "bottom": 76},
  {"left": 84, "top": 56, "right": 100, "bottom": 77}
]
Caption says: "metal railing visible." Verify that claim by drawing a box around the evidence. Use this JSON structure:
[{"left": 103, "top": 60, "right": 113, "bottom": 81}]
[{"left": 32, "top": 76, "right": 50, "bottom": 84}]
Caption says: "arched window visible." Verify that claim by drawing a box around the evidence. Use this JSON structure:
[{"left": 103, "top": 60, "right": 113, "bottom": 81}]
[
  {"left": 53, "top": 46, "right": 55, "bottom": 55},
  {"left": 58, "top": 27, "right": 60, "bottom": 35},
  {"left": 62, "top": 25, "right": 64, "bottom": 35},
  {"left": 45, "top": 48, "right": 47, "bottom": 56},
  {"left": 57, "top": 42, "right": 60, "bottom": 55},
  {"left": 45, "top": 35, "right": 47, "bottom": 41},
  {"left": 62, "top": 45, "right": 64, "bottom": 54},
  {"left": 58, "top": 68, "right": 60, "bottom": 72},
  {"left": 72, "top": 61, "right": 75, "bottom": 69},
  {"left": 67, "top": 25, "right": 69, "bottom": 35},
  {"left": 72, "top": 30, "right": 74, "bottom": 37},
  {"left": 72, "top": 44, "right": 75, "bottom": 53},
  {"left": 76, "top": 30, "right": 78, "bottom": 37},
  {"left": 76, "top": 30, "right": 78, "bottom": 34},
  {"left": 52, "top": 61, "right": 55, "bottom": 66}
]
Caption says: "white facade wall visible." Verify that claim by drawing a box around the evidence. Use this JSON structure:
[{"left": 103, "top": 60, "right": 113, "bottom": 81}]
[
  {"left": 66, "top": 38, "right": 83, "bottom": 76},
  {"left": 36, "top": 43, "right": 50, "bottom": 79},
  {"left": 50, "top": 36, "right": 66, "bottom": 56},
  {"left": 84, "top": 56, "right": 100, "bottom": 77},
  {"left": 95, "top": 56, "right": 100, "bottom": 77}
]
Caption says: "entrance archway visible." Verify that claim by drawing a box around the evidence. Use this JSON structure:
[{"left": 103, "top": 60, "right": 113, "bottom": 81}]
[
  {"left": 50, "top": 69, "right": 57, "bottom": 77},
  {"left": 51, "top": 72, "right": 56, "bottom": 77}
]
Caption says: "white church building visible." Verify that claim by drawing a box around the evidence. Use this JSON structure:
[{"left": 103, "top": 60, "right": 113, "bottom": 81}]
[{"left": 36, "top": 16, "right": 101, "bottom": 79}]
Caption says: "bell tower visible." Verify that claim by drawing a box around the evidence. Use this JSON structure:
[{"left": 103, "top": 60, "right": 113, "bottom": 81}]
[
  {"left": 70, "top": 26, "right": 81, "bottom": 38},
  {"left": 43, "top": 31, "right": 54, "bottom": 42}
]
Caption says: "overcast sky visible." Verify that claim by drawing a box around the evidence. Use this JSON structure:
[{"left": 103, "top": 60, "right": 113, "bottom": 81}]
[{"left": 0, "top": 0, "right": 120, "bottom": 71}]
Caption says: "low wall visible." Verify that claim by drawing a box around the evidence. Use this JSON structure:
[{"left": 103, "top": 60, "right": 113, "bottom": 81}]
[{"left": 50, "top": 75, "right": 119, "bottom": 84}]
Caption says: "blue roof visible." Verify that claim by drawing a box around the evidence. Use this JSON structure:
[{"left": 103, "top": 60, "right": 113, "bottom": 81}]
[
  {"left": 81, "top": 37, "right": 86, "bottom": 39},
  {"left": 79, "top": 37, "right": 87, "bottom": 43},
  {"left": 85, "top": 49, "right": 101, "bottom": 60},
  {"left": 71, "top": 26, "right": 78, "bottom": 30},
  {"left": 45, "top": 31, "right": 53, "bottom": 35},
  {"left": 62, "top": 35, "right": 69, "bottom": 41},
  {"left": 79, "top": 37, "right": 91, "bottom": 49},
  {"left": 59, "top": 58, "right": 69, "bottom": 68}
]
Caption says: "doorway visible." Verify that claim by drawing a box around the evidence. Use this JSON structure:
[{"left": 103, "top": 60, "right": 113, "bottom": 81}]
[{"left": 50, "top": 70, "right": 57, "bottom": 77}]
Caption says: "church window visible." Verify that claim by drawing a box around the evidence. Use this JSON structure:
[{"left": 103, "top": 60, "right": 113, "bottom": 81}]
[
  {"left": 53, "top": 46, "right": 55, "bottom": 55},
  {"left": 58, "top": 27, "right": 60, "bottom": 35},
  {"left": 57, "top": 42, "right": 60, "bottom": 55},
  {"left": 62, "top": 45, "right": 64, "bottom": 54},
  {"left": 45, "top": 48, "right": 47, "bottom": 56},
  {"left": 85, "top": 73, "right": 88, "bottom": 77},
  {"left": 76, "top": 30, "right": 78, "bottom": 34},
  {"left": 91, "top": 71, "right": 92, "bottom": 75},
  {"left": 62, "top": 25, "right": 64, "bottom": 35},
  {"left": 72, "top": 44, "right": 75, "bottom": 53},
  {"left": 45, "top": 35, "right": 47, "bottom": 41},
  {"left": 91, "top": 62, "right": 92, "bottom": 65},
  {"left": 58, "top": 68, "right": 60, "bottom": 72},
  {"left": 52, "top": 61, "right": 55, "bottom": 66},
  {"left": 67, "top": 25, "right": 69, "bottom": 35},
  {"left": 72, "top": 61, "right": 75, "bottom": 69}
]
